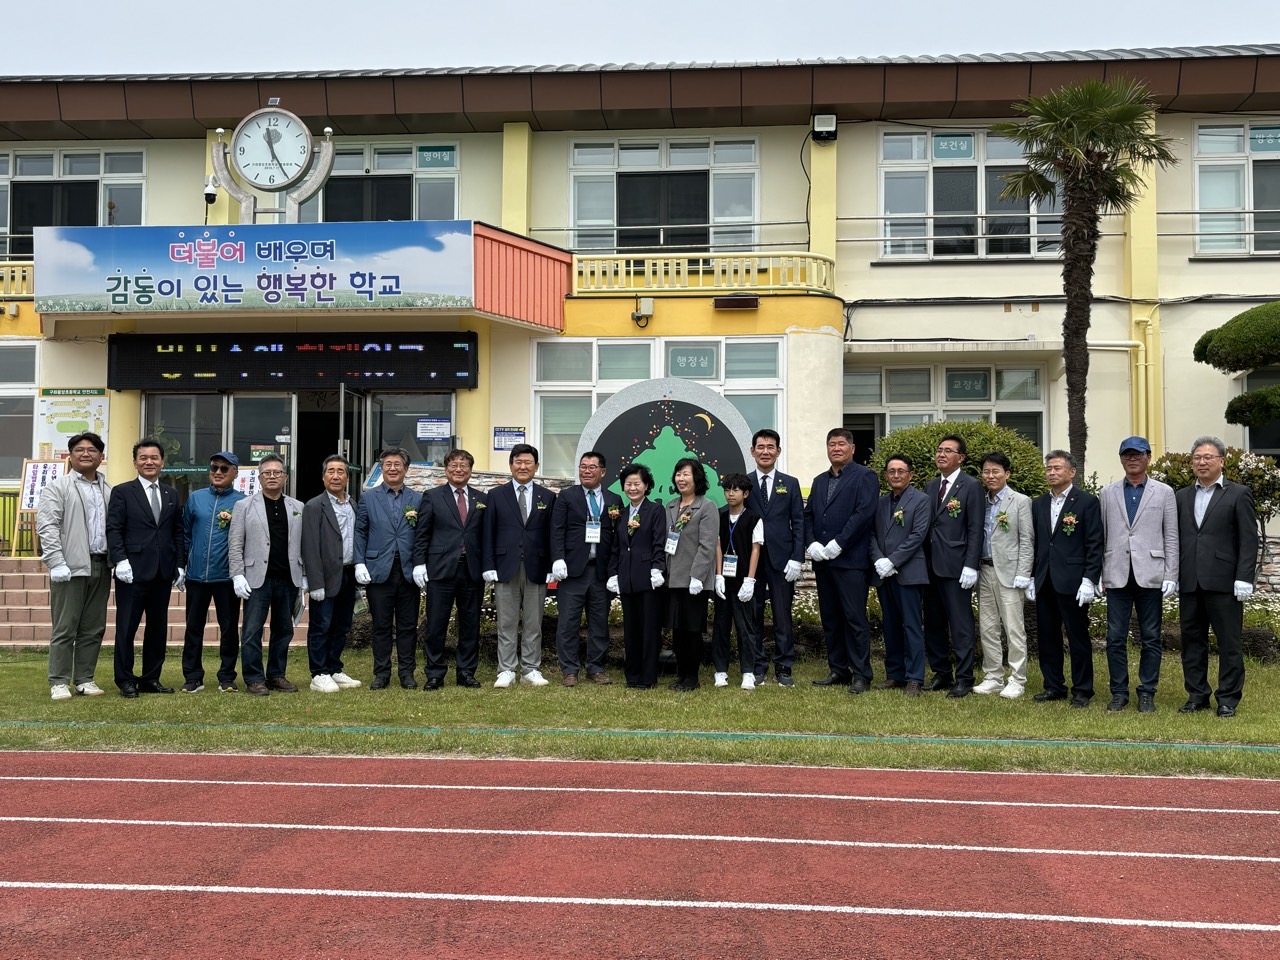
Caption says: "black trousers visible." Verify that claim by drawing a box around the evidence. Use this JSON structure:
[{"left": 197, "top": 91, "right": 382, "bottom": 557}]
[
  {"left": 752, "top": 548, "right": 796, "bottom": 675},
  {"left": 181, "top": 579, "right": 241, "bottom": 685},
  {"left": 814, "top": 564, "right": 871, "bottom": 682},
  {"left": 555, "top": 571, "right": 612, "bottom": 677},
  {"left": 1036, "top": 586, "right": 1094, "bottom": 698},
  {"left": 113, "top": 576, "right": 173, "bottom": 688},
  {"left": 1180, "top": 587, "right": 1245, "bottom": 708},
  {"left": 923, "top": 575, "right": 976, "bottom": 685},
  {"left": 366, "top": 558, "right": 420, "bottom": 681},
  {"left": 422, "top": 559, "right": 482, "bottom": 681},
  {"left": 620, "top": 590, "right": 662, "bottom": 687}
]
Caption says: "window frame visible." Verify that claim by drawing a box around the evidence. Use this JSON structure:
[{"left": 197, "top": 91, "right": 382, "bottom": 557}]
[
  {"left": 0, "top": 341, "right": 39, "bottom": 484},
  {"left": 1193, "top": 121, "right": 1280, "bottom": 255},
  {"left": 1, "top": 148, "right": 146, "bottom": 252},
  {"left": 300, "top": 140, "right": 460, "bottom": 223}
]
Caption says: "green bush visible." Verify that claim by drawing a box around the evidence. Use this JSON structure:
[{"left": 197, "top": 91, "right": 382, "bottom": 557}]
[
  {"left": 1149, "top": 445, "right": 1280, "bottom": 526},
  {"left": 868, "top": 420, "right": 1050, "bottom": 497},
  {"left": 1195, "top": 301, "right": 1280, "bottom": 372}
]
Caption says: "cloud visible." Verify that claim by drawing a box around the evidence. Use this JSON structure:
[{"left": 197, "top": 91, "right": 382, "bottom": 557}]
[
  {"left": 355, "top": 230, "right": 474, "bottom": 297},
  {"left": 33, "top": 231, "right": 100, "bottom": 293}
]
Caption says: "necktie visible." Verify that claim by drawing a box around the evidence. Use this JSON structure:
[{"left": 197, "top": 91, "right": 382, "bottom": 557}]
[
  {"left": 761, "top": 475, "right": 770, "bottom": 505},
  {"left": 938, "top": 478, "right": 949, "bottom": 508},
  {"left": 518, "top": 485, "right": 529, "bottom": 522},
  {"left": 456, "top": 486, "right": 468, "bottom": 524},
  {"left": 588, "top": 490, "right": 600, "bottom": 521},
  {"left": 149, "top": 483, "right": 161, "bottom": 523}
]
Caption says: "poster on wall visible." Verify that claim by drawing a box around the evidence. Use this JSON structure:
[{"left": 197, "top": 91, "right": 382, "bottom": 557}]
[{"left": 36, "top": 388, "right": 109, "bottom": 459}]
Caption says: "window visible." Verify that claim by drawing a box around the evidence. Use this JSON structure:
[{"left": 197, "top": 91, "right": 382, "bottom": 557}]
[
  {"left": 2, "top": 149, "right": 144, "bottom": 257},
  {"left": 570, "top": 138, "right": 757, "bottom": 253},
  {"left": 0, "top": 344, "right": 37, "bottom": 480},
  {"left": 1195, "top": 123, "right": 1280, "bottom": 254},
  {"left": 1246, "top": 367, "right": 1280, "bottom": 454},
  {"left": 844, "top": 362, "right": 1046, "bottom": 450},
  {"left": 879, "top": 131, "right": 1061, "bottom": 259},
  {"left": 299, "top": 141, "right": 459, "bottom": 223},
  {"left": 534, "top": 337, "right": 783, "bottom": 476}
]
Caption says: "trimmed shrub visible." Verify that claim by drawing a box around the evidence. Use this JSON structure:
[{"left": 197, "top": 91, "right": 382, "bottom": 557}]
[{"left": 868, "top": 420, "right": 1050, "bottom": 498}]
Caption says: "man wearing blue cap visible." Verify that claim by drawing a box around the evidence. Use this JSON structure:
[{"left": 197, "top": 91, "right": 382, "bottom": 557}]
[
  {"left": 1098, "top": 437, "right": 1178, "bottom": 713},
  {"left": 179, "top": 451, "right": 246, "bottom": 693}
]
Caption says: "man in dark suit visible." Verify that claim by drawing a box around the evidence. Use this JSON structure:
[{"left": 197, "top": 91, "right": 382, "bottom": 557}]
[
  {"left": 745, "top": 429, "right": 805, "bottom": 687},
  {"left": 1029, "top": 449, "right": 1104, "bottom": 707},
  {"left": 870, "top": 454, "right": 931, "bottom": 696},
  {"left": 301, "top": 455, "right": 362, "bottom": 694},
  {"left": 922, "top": 433, "right": 986, "bottom": 697},
  {"left": 412, "top": 449, "right": 487, "bottom": 689},
  {"left": 550, "top": 450, "right": 623, "bottom": 686},
  {"left": 354, "top": 447, "right": 423, "bottom": 690},
  {"left": 802, "top": 428, "right": 879, "bottom": 692},
  {"left": 1175, "top": 435, "right": 1258, "bottom": 717},
  {"left": 107, "top": 438, "right": 185, "bottom": 698},
  {"left": 483, "top": 443, "right": 557, "bottom": 688}
]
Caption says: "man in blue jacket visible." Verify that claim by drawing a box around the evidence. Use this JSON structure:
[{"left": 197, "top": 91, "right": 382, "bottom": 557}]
[{"left": 180, "top": 452, "right": 246, "bottom": 693}]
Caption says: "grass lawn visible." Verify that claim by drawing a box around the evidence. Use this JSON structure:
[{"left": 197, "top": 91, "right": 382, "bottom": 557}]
[{"left": 3, "top": 645, "right": 1278, "bottom": 778}]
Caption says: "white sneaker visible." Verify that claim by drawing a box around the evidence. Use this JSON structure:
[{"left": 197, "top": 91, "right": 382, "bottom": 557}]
[
  {"left": 974, "top": 678, "right": 1005, "bottom": 695},
  {"left": 521, "top": 669, "right": 549, "bottom": 687},
  {"left": 494, "top": 670, "right": 517, "bottom": 688},
  {"left": 714, "top": 671, "right": 729, "bottom": 688},
  {"left": 741, "top": 673, "right": 756, "bottom": 690},
  {"left": 331, "top": 672, "right": 362, "bottom": 689},
  {"left": 310, "top": 674, "right": 340, "bottom": 693},
  {"left": 50, "top": 683, "right": 72, "bottom": 701},
  {"left": 75, "top": 681, "right": 104, "bottom": 697},
  {"left": 1000, "top": 681, "right": 1025, "bottom": 700}
]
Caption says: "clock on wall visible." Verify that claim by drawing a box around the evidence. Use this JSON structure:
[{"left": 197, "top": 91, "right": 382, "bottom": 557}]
[{"left": 229, "top": 107, "right": 314, "bottom": 191}]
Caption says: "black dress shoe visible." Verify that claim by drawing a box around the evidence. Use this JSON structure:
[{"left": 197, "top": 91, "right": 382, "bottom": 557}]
[
  {"left": 946, "top": 683, "right": 973, "bottom": 699},
  {"left": 138, "top": 681, "right": 175, "bottom": 694},
  {"left": 812, "top": 671, "right": 851, "bottom": 687},
  {"left": 922, "top": 674, "right": 954, "bottom": 692},
  {"left": 1178, "top": 698, "right": 1210, "bottom": 714},
  {"left": 370, "top": 677, "right": 390, "bottom": 690},
  {"left": 119, "top": 682, "right": 138, "bottom": 699},
  {"left": 399, "top": 676, "right": 418, "bottom": 690},
  {"left": 1033, "top": 690, "right": 1068, "bottom": 702},
  {"left": 456, "top": 674, "right": 481, "bottom": 688},
  {"left": 1107, "top": 695, "right": 1129, "bottom": 712},
  {"left": 1137, "top": 693, "right": 1156, "bottom": 713},
  {"left": 1070, "top": 695, "right": 1092, "bottom": 709},
  {"left": 423, "top": 677, "right": 444, "bottom": 691},
  {"left": 876, "top": 679, "right": 906, "bottom": 690},
  {"left": 848, "top": 678, "right": 870, "bottom": 695},
  {"left": 1217, "top": 704, "right": 1237, "bottom": 718}
]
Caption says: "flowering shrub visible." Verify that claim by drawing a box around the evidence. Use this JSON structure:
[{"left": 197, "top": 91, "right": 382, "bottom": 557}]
[{"left": 1150, "top": 446, "right": 1280, "bottom": 527}]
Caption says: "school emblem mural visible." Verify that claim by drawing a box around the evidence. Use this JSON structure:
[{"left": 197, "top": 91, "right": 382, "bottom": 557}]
[{"left": 578, "top": 379, "right": 751, "bottom": 507}]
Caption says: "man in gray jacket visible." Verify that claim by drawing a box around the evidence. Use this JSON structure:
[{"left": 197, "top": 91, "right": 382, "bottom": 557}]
[{"left": 36, "top": 432, "right": 112, "bottom": 700}]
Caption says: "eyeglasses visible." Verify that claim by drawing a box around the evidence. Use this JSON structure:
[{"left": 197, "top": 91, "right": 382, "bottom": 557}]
[
  {"left": 258, "top": 470, "right": 285, "bottom": 478},
  {"left": 1191, "top": 454, "right": 1221, "bottom": 463},
  {"left": 980, "top": 470, "right": 1007, "bottom": 477},
  {"left": 936, "top": 447, "right": 961, "bottom": 455},
  {"left": 209, "top": 464, "right": 233, "bottom": 473}
]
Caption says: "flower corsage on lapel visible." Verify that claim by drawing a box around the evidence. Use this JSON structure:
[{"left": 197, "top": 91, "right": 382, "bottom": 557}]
[
  {"left": 996, "top": 511, "right": 1009, "bottom": 532},
  {"left": 1060, "top": 512, "right": 1077, "bottom": 536},
  {"left": 403, "top": 505, "right": 418, "bottom": 527},
  {"left": 775, "top": 483, "right": 788, "bottom": 495},
  {"left": 536, "top": 500, "right": 548, "bottom": 511},
  {"left": 217, "top": 510, "right": 233, "bottom": 529},
  {"left": 946, "top": 497, "right": 962, "bottom": 519},
  {"left": 627, "top": 515, "right": 641, "bottom": 536},
  {"left": 608, "top": 505, "right": 621, "bottom": 521},
  {"left": 674, "top": 509, "right": 693, "bottom": 531},
  {"left": 893, "top": 508, "right": 905, "bottom": 527}
]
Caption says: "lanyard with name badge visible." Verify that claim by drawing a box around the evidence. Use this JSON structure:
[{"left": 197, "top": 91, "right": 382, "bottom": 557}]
[{"left": 722, "top": 513, "right": 740, "bottom": 577}]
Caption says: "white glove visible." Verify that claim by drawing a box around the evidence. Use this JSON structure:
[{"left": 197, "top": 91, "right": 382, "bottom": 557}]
[
  {"left": 545, "top": 573, "right": 556, "bottom": 585},
  {"left": 552, "top": 559, "right": 568, "bottom": 581},
  {"left": 784, "top": 560, "right": 802, "bottom": 582},
  {"left": 114, "top": 560, "right": 133, "bottom": 584},
  {"left": 1013, "top": 576, "right": 1032, "bottom": 591},
  {"left": 606, "top": 575, "right": 620, "bottom": 594},
  {"left": 715, "top": 575, "right": 727, "bottom": 599},
  {"left": 412, "top": 564, "right": 429, "bottom": 589},
  {"left": 874, "top": 558, "right": 895, "bottom": 579},
  {"left": 806, "top": 541, "right": 826, "bottom": 562},
  {"left": 737, "top": 577, "right": 756, "bottom": 602},
  {"left": 354, "top": 563, "right": 371, "bottom": 585},
  {"left": 1076, "top": 579, "right": 1096, "bottom": 607},
  {"left": 49, "top": 563, "right": 72, "bottom": 583},
  {"left": 689, "top": 578, "right": 703, "bottom": 596},
  {"left": 1161, "top": 580, "right": 1177, "bottom": 599},
  {"left": 174, "top": 568, "right": 186, "bottom": 593},
  {"left": 483, "top": 569, "right": 499, "bottom": 583},
  {"left": 959, "top": 567, "right": 978, "bottom": 590},
  {"left": 823, "top": 539, "right": 842, "bottom": 560},
  {"left": 1234, "top": 580, "right": 1254, "bottom": 602},
  {"left": 1025, "top": 581, "right": 1036, "bottom": 602},
  {"left": 301, "top": 576, "right": 308, "bottom": 592},
  {"left": 310, "top": 588, "right": 326, "bottom": 601},
  {"left": 233, "top": 574, "right": 252, "bottom": 599},
  {"left": 650, "top": 569, "right": 664, "bottom": 589}
]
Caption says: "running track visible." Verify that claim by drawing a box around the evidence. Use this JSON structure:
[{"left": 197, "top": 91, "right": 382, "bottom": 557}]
[{"left": 1, "top": 751, "right": 1278, "bottom": 959}]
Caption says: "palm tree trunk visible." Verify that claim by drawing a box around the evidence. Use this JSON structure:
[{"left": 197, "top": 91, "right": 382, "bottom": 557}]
[{"left": 1059, "top": 179, "right": 1102, "bottom": 475}]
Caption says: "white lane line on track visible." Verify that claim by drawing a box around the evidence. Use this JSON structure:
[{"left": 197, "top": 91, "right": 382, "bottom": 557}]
[
  {"left": 1, "top": 880, "right": 1277, "bottom": 932},
  {"left": 1, "top": 775, "right": 1276, "bottom": 816},
  {"left": 2, "top": 815, "right": 1277, "bottom": 864}
]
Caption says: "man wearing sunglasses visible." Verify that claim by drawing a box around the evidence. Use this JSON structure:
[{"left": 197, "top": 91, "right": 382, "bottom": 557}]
[{"left": 179, "top": 452, "right": 246, "bottom": 693}]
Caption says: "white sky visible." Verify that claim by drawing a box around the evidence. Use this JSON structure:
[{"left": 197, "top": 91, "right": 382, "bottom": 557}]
[{"left": 6, "top": 0, "right": 1278, "bottom": 76}]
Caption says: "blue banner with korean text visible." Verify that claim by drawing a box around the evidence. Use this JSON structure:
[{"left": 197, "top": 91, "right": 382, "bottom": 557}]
[{"left": 34, "top": 220, "right": 474, "bottom": 313}]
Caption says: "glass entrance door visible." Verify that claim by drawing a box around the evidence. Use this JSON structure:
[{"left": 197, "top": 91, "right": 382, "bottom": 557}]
[{"left": 229, "top": 395, "right": 297, "bottom": 497}]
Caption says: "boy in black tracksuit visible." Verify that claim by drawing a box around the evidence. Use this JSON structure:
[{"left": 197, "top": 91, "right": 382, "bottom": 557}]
[{"left": 712, "top": 473, "right": 763, "bottom": 689}]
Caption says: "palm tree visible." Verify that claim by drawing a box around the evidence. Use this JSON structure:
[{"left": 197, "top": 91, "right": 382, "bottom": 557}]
[{"left": 991, "top": 78, "right": 1177, "bottom": 473}]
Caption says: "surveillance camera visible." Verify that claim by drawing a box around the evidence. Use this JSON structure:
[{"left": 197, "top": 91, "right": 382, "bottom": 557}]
[{"left": 203, "top": 181, "right": 218, "bottom": 205}]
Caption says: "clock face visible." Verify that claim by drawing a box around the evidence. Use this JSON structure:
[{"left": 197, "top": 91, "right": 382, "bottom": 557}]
[{"left": 230, "top": 108, "right": 313, "bottom": 191}]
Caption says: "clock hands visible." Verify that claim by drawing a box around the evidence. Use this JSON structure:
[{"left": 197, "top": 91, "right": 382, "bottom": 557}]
[{"left": 262, "top": 127, "right": 290, "bottom": 179}]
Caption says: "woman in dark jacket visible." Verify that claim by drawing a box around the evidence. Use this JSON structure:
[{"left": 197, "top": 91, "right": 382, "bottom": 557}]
[{"left": 608, "top": 464, "right": 666, "bottom": 688}]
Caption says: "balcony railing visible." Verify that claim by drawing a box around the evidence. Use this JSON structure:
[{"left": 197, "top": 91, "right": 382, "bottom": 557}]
[
  {"left": 575, "top": 252, "right": 835, "bottom": 295},
  {"left": 0, "top": 262, "right": 35, "bottom": 298}
]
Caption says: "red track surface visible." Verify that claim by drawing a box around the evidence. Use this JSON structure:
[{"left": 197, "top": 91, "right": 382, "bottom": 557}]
[{"left": 1, "top": 752, "right": 1278, "bottom": 959}]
